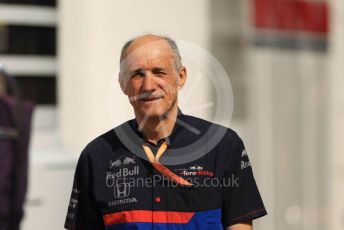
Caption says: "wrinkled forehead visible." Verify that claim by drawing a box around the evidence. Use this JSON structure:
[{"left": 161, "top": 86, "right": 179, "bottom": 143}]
[{"left": 120, "top": 39, "right": 175, "bottom": 73}]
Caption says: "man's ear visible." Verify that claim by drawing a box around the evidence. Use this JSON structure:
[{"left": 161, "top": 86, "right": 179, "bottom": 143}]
[
  {"left": 177, "top": 66, "right": 187, "bottom": 91},
  {"left": 118, "top": 73, "right": 128, "bottom": 95}
]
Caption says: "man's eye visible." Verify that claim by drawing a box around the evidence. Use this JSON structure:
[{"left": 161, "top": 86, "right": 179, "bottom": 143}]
[
  {"left": 131, "top": 72, "right": 144, "bottom": 78},
  {"left": 154, "top": 71, "right": 166, "bottom": 76}
]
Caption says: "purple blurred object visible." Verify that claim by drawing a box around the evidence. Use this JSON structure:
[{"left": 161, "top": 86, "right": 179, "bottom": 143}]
[{"left": 0, "top": 96, "right": 34, "bottom": 230}]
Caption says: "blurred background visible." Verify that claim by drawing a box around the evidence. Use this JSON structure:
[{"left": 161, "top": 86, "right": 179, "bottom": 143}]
[{"left": 0, "top": 0, "right": 343, "bottom": 229}]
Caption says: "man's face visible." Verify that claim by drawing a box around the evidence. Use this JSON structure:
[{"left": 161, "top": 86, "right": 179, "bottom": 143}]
[{"left": 119, "top": 37, "right": 186, "bottom": 118}]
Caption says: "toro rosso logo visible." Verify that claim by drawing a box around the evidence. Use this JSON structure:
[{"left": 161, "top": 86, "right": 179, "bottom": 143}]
[{"left": 175, "top": 165, "right": 214, "bottom": 177}]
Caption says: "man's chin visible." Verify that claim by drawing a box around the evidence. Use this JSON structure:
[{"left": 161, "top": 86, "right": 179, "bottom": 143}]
[
  {"left": 140, "top": 109, "right": 165, "bottom": 118},
  {"left": 133, "top": 102, "right": 177, "bottom": 119},
  {"left": 136, "top": 106, "right": 170, "bottom": 118}
]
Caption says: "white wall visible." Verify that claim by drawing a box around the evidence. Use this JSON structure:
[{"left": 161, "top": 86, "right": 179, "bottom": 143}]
[
  {"left": 247, "top": 0, "right": 344, "bottom": 229},
  {"left": 328, "top": 0, "right": 344, "bottom": 229}
]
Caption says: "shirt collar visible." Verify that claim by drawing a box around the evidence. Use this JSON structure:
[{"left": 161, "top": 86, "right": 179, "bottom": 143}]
[{"left": 129, "top": 108, "right": 183, "bottom": 147}]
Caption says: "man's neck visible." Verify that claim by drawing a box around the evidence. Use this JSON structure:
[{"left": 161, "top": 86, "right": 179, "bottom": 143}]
[{"left": 135, "top": 105, "right": 178, "bottom": 145}]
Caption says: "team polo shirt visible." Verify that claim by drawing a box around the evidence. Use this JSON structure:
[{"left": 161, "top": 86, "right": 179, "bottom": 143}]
[{"left": 64, "top": 113, "right": 267, "bottom": 230}]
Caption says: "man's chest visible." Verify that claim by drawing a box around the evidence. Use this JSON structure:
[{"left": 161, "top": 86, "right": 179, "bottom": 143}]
[{"left": 91, "top": 148, "right": 226, "bottom": 214}]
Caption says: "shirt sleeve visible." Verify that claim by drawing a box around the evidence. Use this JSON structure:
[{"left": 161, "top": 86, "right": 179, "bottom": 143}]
[
  {"left": 64, "top": 150, "right": 104, "bottom": 230},
  {"left": 221, "top": 134, "right": 267, "bottom": 227}
]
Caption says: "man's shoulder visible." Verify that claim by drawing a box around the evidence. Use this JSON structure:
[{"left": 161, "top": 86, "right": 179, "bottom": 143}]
[
  {"left": 81, "top": 121, "right": 131, "bottom": 156},
  {"left": 181, "top": 114, "right": 241, "bottom": 141}
]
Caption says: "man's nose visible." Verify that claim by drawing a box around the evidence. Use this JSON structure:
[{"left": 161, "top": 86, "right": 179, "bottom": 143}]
[{"left": 141, "top": 72, "right": 157, "bottom": 92}]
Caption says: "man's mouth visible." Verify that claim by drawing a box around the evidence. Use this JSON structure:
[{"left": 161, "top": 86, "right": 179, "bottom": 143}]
[{"left": 141, "top": 97, "right": 161, "bottom": 102}]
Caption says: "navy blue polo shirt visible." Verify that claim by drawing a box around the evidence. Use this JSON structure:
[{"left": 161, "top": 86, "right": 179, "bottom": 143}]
[{"left": 64, "top": 113, "right": 267, "bottom": 230}]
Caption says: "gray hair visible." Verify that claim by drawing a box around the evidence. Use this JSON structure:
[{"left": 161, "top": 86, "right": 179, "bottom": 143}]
[{"left": 120, "top": 34, "right": 182, "bottom": 71}]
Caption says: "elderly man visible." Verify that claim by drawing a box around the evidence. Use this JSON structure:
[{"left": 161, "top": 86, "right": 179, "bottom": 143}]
[{"left": 64, "top": 34, "right": 267, "bottom": 230}]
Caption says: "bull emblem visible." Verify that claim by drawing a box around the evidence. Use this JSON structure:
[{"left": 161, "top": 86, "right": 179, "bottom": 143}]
[
  {"left": 123, "top": 157, "right": 136, "bottom": 165},
  {"left": 110, "top": 159, "right": 122, "bottom": 168}
]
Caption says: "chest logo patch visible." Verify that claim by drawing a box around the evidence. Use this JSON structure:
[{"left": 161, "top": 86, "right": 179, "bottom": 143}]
[
  {"left": 105, "top": 155, "right": 140, "bottom": 204},
  {"left": 175, "top": 164, "right": 214, "bottom": 177}
]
